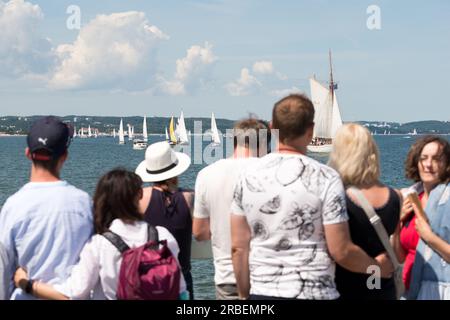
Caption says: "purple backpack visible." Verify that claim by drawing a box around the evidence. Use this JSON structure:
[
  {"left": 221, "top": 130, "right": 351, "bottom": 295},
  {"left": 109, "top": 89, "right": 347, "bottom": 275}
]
[{"left": 102, "top": 224, "right": 180, "bottom": 300}]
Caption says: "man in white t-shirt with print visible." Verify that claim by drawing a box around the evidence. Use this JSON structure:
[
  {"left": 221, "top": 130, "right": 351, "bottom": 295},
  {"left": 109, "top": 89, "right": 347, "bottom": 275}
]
[
  {"left": 193, "top": 118, "right": 271, "bottom": 300},
  {"left": 230, "top": 94, "right": 394, "bottom": 300}
]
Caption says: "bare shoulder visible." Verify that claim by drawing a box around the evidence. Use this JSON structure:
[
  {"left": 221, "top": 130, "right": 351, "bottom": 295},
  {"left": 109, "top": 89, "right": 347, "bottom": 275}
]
[{"left": 182, "top": 190, "right": 195, "bottom": 209}]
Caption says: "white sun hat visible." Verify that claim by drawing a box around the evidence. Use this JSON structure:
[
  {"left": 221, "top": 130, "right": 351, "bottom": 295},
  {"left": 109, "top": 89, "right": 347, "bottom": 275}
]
[{"left": 135, "top": 141, "right": 191, "bottom": 182}]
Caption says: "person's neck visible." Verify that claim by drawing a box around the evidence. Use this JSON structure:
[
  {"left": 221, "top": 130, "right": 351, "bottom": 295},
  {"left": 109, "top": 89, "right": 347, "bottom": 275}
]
[
  {"left": 233, "top": 146, "right": 253, "bottom": 159},
  {"left": 422, "top": 182, "right": 438, "bottom": 197},
  {"left": 153, "top": 184, "right": 177, "bottom": 193},
  {"left": 277, "top": 142, "right": 307, "bottom": 155},
  {"left": 30, "top": 167, "right": 60, "bottom": 183}
]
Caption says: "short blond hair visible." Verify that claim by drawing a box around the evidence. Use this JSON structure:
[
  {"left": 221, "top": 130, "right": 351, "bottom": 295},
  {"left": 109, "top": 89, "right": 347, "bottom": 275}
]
[{"left": 328, "top": 123, "right": 380, "bottom": 187}]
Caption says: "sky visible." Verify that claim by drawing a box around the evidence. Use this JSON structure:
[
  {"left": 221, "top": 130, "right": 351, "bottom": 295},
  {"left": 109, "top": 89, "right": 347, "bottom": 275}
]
[{"left": 0, "top": 0, "right": 449, "bottom": 122}]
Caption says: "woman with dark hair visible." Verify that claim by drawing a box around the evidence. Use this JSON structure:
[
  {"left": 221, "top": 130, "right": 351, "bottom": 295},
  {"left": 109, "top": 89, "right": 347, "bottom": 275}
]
[
  {"left": 13, "top": 168, "right": 187, "bottom": 300},
  {"left": 392, "top": 136, "right": 450, "bottom": 297}
]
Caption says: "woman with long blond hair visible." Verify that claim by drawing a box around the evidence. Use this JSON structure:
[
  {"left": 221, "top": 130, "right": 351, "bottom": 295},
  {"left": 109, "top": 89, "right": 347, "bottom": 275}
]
[{"left": 328, "top": 123, "right": 402, "bottom": 299}]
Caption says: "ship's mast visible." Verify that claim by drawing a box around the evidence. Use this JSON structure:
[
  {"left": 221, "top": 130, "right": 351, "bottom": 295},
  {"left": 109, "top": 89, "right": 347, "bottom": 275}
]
[{"left": 329, "top": 49, "right": 335, "bottom": 102}]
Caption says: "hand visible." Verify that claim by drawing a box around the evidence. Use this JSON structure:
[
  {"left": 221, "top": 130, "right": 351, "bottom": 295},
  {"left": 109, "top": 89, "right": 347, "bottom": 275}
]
[
  {"left": 374, "top": 253, "right": 394, "bottom": 278},
  {"left": 415, "top": 215, "right": 433, "bottom": 242},
  {"left": 14, "top": 267, "right": 29, "bottom": 289},
  {"left": 400, "top": 197, "right": 414, "bottom": 224}
]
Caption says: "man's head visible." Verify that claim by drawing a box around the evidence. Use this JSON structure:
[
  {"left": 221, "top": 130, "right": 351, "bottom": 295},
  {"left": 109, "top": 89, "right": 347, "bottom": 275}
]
[
  {"left": 271, "top": 94, "right": 315, "bottom": 147},
  {"left": 26, "top": 116, "right": 73, "bottom": 176},
  {"left": 233, "top": 117, "right": 271, "bottom": 157}
]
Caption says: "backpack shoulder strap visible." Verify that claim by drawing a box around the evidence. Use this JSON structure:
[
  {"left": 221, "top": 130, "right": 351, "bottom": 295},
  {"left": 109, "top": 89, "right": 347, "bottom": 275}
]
[
  {"left": 102, "top": 230, "right": 130, "bottom": 254},
  {"left": 147, "top": 224, "right": 159, "bottom": 250}
]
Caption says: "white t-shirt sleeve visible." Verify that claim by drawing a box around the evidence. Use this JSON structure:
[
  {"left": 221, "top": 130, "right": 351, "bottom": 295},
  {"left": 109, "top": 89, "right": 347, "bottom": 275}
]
[
  {"left": 193, "top": 170, "right": 209, "bottom": 219},
  {"left": 53, "top": 237, "right": 100, "bottom": 300},
  {"left": 155, "top": 226, "right": 186, "bottom": 294},
  {"left": 230, "top": 173, "right": 246, "bottom": 216},
  {"left": 321, "top": 174, "right": 349, "bottom": 225}
]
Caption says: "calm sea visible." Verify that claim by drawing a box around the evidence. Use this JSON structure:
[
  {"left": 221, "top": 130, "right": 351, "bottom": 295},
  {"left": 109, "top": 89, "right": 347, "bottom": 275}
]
[{"left": 1, "top": 134, "right": 449, "bottom": 299}]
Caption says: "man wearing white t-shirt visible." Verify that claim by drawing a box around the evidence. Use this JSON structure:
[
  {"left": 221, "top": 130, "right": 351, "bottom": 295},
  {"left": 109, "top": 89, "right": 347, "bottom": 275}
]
[
  {"left": 193, "top": 118, "right": 271, "bottom": 299},
  {"left": 231, "top": 94, "right": 394, "bottom": 300}
]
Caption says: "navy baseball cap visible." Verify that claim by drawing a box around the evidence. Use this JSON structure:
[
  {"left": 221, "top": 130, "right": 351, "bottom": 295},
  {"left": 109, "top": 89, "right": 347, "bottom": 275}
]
[{"left": 27, "top": 116, "right": 74, "bottom": 161}]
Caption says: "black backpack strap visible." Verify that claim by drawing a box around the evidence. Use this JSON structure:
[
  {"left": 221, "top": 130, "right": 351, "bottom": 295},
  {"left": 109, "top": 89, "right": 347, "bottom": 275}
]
[
  {"left": 147, "top": 224, "right": 159, "bottom": 250},
  {"left": 102, "top": 231, "right": 130, "bottom": 254}
]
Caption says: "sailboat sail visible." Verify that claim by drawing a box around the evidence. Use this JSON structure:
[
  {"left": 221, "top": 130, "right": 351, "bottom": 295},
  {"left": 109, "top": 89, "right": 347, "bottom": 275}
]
[
  {"left": 88, "top": 125, "right": 92, "bottom": 138},
  {"left": 113, "top": 128, "right": 116, "bottom": 138},
  {"left": 330, "top": 94, "right": 343, "bottom": 138},
  {"left": 119, "top": 119, "right": 125, "bottom": 144},
  {"left": 310, "top": 78, "right": 333, "bottom": 139},
  {"left": 165, "top": 127, "right": 169, "bottom": 140},
  {"left": 169, "top": 117, "right": 177, "bottom": 144},
  {"left": 143, "top": 116, "right": 148, "bottom": 140},
  {"left": 211, "top": 112, "right": 220, "bottom": 144},
  {"left": 177, "top": 111, "right": 189, "bottom": 144}
]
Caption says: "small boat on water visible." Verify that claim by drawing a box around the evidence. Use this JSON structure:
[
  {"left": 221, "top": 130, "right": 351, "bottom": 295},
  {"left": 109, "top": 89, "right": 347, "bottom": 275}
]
[
  {"left": 210, "top": 112, "right": 221, "bottom": 146},
  {"left": 307, "top": 50, "right": 343, "bottom": 154},
  {"left": 118, "top": 119, "right": 125, "bottom": 145},
  {"left": 133, "top": 116, "right": 148, "bottom": 150}
]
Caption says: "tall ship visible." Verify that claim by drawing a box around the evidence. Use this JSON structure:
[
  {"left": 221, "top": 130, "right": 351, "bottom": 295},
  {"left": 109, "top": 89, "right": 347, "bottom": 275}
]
[{"left": 307, "top": 50, "right": 343, "bottom": 153}]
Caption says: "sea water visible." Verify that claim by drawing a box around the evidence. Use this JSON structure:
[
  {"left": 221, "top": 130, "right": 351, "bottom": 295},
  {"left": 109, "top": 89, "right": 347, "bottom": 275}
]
[{"left": 1, "top": 135, "right": 449, "bottom": 299}]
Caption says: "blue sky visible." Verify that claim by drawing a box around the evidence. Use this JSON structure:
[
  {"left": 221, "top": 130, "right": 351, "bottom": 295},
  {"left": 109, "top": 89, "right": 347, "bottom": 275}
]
[{"left": 0, "top": 0, "right": 449, "bottom": 122}]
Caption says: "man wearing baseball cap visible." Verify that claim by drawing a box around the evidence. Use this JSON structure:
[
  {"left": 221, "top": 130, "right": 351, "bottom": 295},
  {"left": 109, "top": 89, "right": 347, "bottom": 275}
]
[{"left": 0, "top": 116, "right": 93, "bottom": 299}]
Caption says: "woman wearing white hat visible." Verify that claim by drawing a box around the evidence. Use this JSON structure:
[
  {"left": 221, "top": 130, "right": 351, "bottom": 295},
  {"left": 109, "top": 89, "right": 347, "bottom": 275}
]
[{"left": 136, "top": 141, "right": 195, "bottom": 299}]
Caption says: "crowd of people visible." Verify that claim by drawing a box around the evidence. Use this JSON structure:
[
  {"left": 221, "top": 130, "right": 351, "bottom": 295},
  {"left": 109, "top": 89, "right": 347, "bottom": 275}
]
[{"left": 0, "top": 94, "right": 449, "bottom": 300}]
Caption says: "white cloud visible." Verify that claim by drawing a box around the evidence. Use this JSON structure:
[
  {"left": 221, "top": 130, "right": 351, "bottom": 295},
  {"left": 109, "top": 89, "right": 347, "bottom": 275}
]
[
  {"left": 270, "top": 86, "right": 304, "bottom": 97},
  {"left": 49, "top": 11, "right": 168, "bottom": 90},
  {"left": 225, "top": 68, "right": 261, "bottom": 96},
  {"left": 160, "top": 42, "right": 217, "bottom": 95},
  {"left": 252, "top": 61, "right": 274, "bottom": 75},
  {"left": 0, "top": 0, "right": 53, "bottom": 77}
]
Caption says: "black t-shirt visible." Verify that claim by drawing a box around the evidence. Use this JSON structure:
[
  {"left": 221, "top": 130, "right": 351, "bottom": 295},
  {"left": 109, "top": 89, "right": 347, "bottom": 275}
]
[{"left": 335, "top": 187, "right": 400, "bottom": 300}]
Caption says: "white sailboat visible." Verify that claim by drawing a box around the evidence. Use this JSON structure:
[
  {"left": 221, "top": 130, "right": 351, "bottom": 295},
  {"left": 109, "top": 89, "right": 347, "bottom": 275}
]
[
  {"left": 210, "top": 112, "right": 221, "bottom": 145},
  {"left": 177, "top": 111, "right": 189, "bottom": 145},
  {"left": 113, "top": 128, "right": 116, "bottom": 138},
  {"left": 128, "top": 124, "right": 133, "bottom": 141},
  {"left": 307, "top": 50, "right": 343, "bottom": 153},
  {"left": 88, "top": 125, "right": 92, "bottom": 138},
  {"left": 165, "top": 127, "right": 169, "bottom": 141},
  {"left": 118, "top": 119, "right": 125, "bottom": 145},
  {"left": 133, "top": 116, "right": 148, "bottom": 150},
  {"left": 73, "top": 126, "right": 77, "bottom": 138}
]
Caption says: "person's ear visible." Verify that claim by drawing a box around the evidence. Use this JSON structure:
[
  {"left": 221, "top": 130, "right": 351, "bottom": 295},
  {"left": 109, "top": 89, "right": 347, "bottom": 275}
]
[{"left": 25, "top": 148, "right": 32, "bottom": 160}]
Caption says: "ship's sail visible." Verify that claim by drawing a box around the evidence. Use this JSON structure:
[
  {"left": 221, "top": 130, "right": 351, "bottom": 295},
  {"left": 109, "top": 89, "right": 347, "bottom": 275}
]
[
  {"left": 169, "top": 117, "right": 177, "bottom": 144},
  {"left": 177, "top": 111, "right": 189, "bottom": 144},
  {"left": 211, "top": 112, "right": 221, "bottom": 145},
  {"left": 310, "top": 78, "right": 332, "bottom": 139},
  {"left": 119, "top": 119, "right": 125, "bottom": 144},
  {"left": 330, "top": 93, "right": 343, "bottom": 138},
  {"left": 165, "top": 127, "right": 169, "bottom": 140},
  {"left": 88, "top": 125, "right": 92, "bottom": 138},
  {"left": 142, "top": 116, "right": 148, "bottom": 140}
]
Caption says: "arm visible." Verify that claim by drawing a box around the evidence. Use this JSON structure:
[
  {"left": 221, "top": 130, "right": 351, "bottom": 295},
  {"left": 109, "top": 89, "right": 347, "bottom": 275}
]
[
  {"left": 324, "top": 222, "right": 393, "bottom": 277},
  {"left": 230, "top": 214, "right": 251, "bottom": 299},
  {"left": 182, "top": 191, "right": 195, "bottom": 216},
  {"left": 15, "top": 269, "right": 68, "bottom": 300},
  {"left": 415, "top": 214, "right": 450, "bottom": 263},
  {"left": 193, "top": 218, "right": 211, "bottom": 241},
  {"left": 15, "top": 238, "right": 100, "bottom": 300},
  {"left": 391, "top": 190, "right": 406, "bottom": 263},
  {"left": 192, "top": 171, "right": 211, "bottom": 240}
]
